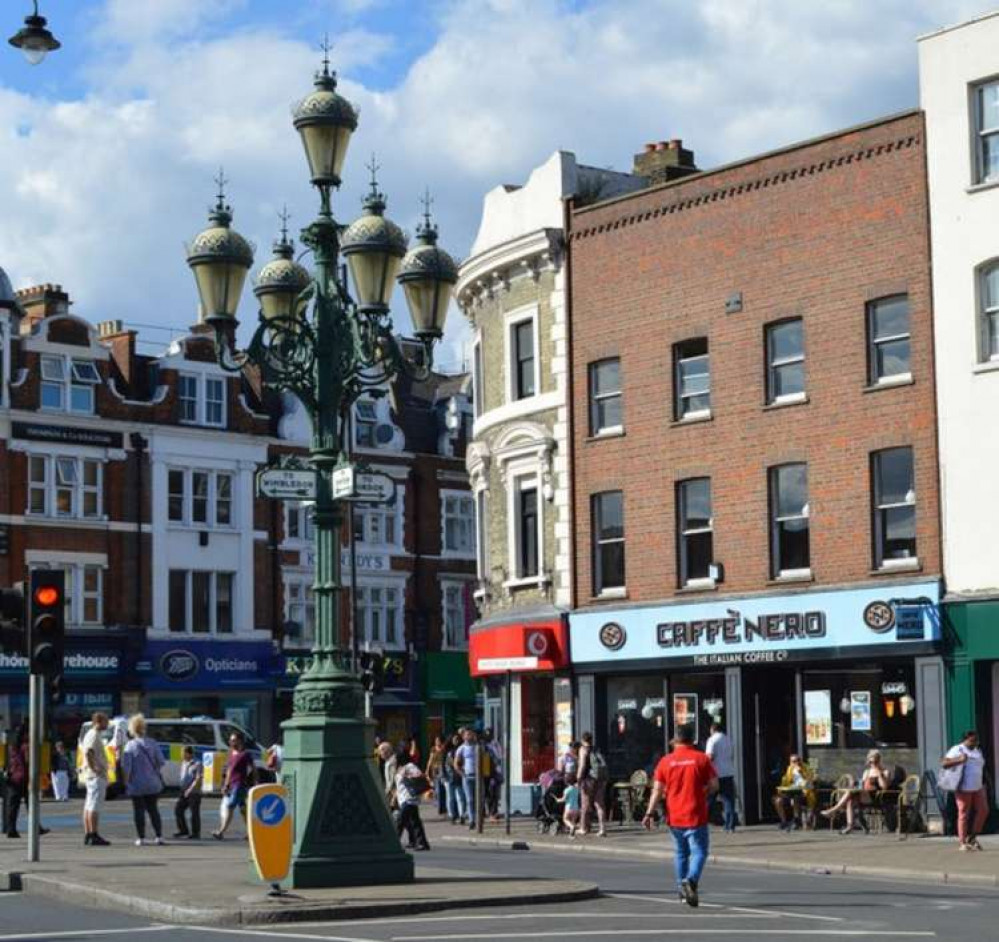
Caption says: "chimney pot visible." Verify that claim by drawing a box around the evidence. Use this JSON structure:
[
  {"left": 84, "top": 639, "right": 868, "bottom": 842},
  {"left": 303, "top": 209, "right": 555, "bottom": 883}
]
[
  {"left": 655, "top": 141, "right": 667, "bottom": 151},
  {"left": 644, "top": 143, "right": 656, "bottom": 153},
  {"left": 669, "top": 138, "right": 682, "bottom": 150}
]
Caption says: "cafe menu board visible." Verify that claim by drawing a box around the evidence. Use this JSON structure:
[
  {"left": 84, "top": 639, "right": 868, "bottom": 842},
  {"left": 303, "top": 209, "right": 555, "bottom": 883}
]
[
  {"left": 672, "top": 693, "right": 699, "bottom": 743},
  {"left": 804, "top": 689, "right": 833, "bottom": 745},
  {"left": 850, "top": 691, "right": 872, "bottom": 732}
]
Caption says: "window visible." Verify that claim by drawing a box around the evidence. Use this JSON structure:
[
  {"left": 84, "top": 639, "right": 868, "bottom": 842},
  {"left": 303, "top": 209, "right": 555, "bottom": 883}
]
[
  {"left": 472, "top": 338, "right": 484, "bottom": 418},
  {"left": 357, "top": 584, "right": 402, "bottom": 648},
  {"left": 674, "top": 338, "right": 710, "bottom": 419},
  {"left": 286, "top": 502, "right": 314, "bottom": 542},
  {"left": 40, "top": 355, "right": 99, "bottom": 413},
  {"left": 442, "top": 492, "right": 475, "bottom": 555},
  {"left": 974, "top": 80, "right": 999, "bottom": 184},
  {"left": 872, "top": 447, "right": 917, "bottom": 567},
  {"left": 168, "top": 570, "right": 237, "bottom": 634},
  {"left": 770, "top": 464, "right": 810, "bottom": 576},
  {"left": 475, "top": 490, "right": 488, "bottom": 581},
  {"left": 285, "top": 578, "right": 315, "bottom": 644},
  {"left": 511, "top": 318, "right": 536, "bottom": 400},
  {"left": 442, "top": 581, "right": 470, "bottom": 650},
  {"left": 82, "top": 566, "right": 101, "bottom": 624},
  {"left": 167, "top": 468, "right": 234, "bottom": 528},
  {"left": 355, "top": 400, "right": 377, "bottom": 447},
  {"left": 177, "top": 372, "right": 226, "bottom": 427},
  {"left": 592, "top": 490, "right": 625, "bottom": 595},
  {"left": 25, "top": 455, "right": 102, "bottom": 519},
  {"left": 982, "top": 263, "right": 999, "bottom": 362},
  {"left": 765, "top": 319, "right": 805, "bottom": 403},
  {"left": 30, "top": 563, "right": 103, "bottom": 626},
  {"left": 515, "top": 484, "right": 539, "bottom": 578},
  {"left": 589, "top": 358, "right": 622, "bottom": 435},
  {"left": 677, "top": 478, "right": 713, "bottom": 586},
  {"left": 353, "top": 502, "right": 399, "bottom": 547},
  {"left": 868, "top": 296, "right": 911, "bottom": 383}
]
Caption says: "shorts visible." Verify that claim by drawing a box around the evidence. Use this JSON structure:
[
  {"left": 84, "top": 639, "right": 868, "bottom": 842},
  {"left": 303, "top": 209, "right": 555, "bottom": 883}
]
[
  {"left": 223, "top": 786, "right": 248, "bottom": 810},
  {"left": 84, "top": 777, "right": 107, "bottom": 813}
]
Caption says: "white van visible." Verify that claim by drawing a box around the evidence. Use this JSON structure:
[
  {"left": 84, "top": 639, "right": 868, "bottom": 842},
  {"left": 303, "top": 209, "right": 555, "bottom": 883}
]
[{"left": 77, "top": 716, "right": 265, "bottom": 790}]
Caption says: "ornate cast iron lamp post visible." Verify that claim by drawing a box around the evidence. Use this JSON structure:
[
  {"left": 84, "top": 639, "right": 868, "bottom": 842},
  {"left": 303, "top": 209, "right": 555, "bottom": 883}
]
[{"left": 185, "top": 52, "right": 457, "bottom": 889}]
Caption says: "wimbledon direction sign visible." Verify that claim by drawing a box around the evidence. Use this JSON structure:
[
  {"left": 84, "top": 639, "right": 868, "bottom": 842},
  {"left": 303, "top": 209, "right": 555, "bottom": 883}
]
[{"left": 257, "top": 468, "right": 318, "bottom": 501}]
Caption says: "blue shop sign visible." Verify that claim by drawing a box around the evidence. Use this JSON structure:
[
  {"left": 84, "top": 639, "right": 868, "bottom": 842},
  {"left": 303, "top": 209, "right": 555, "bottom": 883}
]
[
  {"left": 137, "top": 640, "right": 285, "bottom": 691},
  {"left": 0, "top": 646, "right": 124, "bottom": 679},
  {"left": 570, "top": 579, "right": 941, "bottom": 669}
]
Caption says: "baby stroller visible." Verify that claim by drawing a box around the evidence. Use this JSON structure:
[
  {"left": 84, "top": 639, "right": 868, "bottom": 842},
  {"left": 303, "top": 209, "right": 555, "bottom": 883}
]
[{"left": 536, "top": 768, "right": 566, "bottom": 834}]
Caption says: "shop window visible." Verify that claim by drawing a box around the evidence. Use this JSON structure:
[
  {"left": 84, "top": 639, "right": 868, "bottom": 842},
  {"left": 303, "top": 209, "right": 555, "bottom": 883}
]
[
  {"left": 605, "top": 675, "right": 667, "bottom": 782},
  {"left": 770, "top": 463, "right": 810, "bottom": 577},
  {"left": 765, "top": 318, "right": 805, "bottom": 404},
  {"left": 520, "top": 674, "right": 555, "bottom": 784},
  {"left": 973, "top": 79, "right": 999, "bottom": 184},
  {"left": 872, "top": 447, "right": 917, "bottom": 568},
  {"left": 867, "top": 295, "right": 911, "bottom": 384},
  {"left": 25, "top": 455, "right": 103, "bottom": 519},
  {"left": 592, "top": 490, "right": 625, "bottom": 595},
  {"left": 677, "top": 478, "right": 713, "bottom": 586},
  {"left": 673, "top": 338, "right": 710, "bottom": 420},
  {"left": 980, "top": 262, "right": 999, "bottom": 362},
  {"left": 588, "top": 358, "right": 622, "bottom": 435}
]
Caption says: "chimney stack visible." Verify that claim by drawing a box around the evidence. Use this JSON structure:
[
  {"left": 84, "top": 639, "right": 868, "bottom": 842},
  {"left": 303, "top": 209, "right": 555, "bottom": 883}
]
[
  {"left": 633, "top": 138, "right": 698, "bottom": 185},
  {"left": 98, "top": 320, "right": 138, "bottom": 386},
  {"left": 16, "top": 283, "right": 70, "bottom": 329}
]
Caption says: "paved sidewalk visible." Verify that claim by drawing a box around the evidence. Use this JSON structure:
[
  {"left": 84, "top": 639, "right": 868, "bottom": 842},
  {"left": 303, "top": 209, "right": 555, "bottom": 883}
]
[
  {"left": 424, "top": 814, "right": 999, "bottom": 887},
  {"left": 0, "top": 799, "right": 596, "bottom": 925}
]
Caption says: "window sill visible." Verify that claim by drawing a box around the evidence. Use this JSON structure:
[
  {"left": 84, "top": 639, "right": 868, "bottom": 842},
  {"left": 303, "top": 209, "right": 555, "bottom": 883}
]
[
  {"left": 763, "top": 393, "right": 809, "bottom": 411},
  {"left": 870, "top": 558, "right": 922, "bottom": 576},
  {"left": 503, "top": 576, "right": 549, "bottom": 591},
  {"left": 676, "top": 579, "right": 718, "bottom": 595},
  {"left": 966, "top": 179, "right": 999, "bottom": 195},
  {"left": 973, "top": 360, "right": 999, "bottom": 376},
  {"left": 768, "top": 570, "right": 814, "bottom": 586},
  {"left": 587, "top": 428, "right": 625, "bottom": 443},
  {"left": 864, "top": 374, "right": 914, "bottom": 393},
  {"left": 591, "top": 587, "right": 628, "bottom": 601},
  {"left": 670, "top": 412, "right": 713, "bottom": 428}
]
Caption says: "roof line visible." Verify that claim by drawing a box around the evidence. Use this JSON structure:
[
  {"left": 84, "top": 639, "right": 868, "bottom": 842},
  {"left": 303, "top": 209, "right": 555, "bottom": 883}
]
[{"left": 917, "top": 9, "right": 999, "bottom": 42}]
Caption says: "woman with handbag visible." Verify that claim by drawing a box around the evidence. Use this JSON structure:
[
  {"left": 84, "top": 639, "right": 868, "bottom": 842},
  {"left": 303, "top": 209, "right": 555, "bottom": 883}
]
[
  {"left": 121, "top": 714, "right": 165, "bottom": 846},
  {"left": 942, "top": 730, "right": 988, "bottom": 851},
  {"left": 395, "top": 748, "right": 431, "bottom": 851}
]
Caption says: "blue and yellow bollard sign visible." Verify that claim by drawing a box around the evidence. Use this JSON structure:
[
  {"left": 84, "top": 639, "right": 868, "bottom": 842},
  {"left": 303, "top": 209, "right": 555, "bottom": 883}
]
[{"left": 247, "top": 784, "right": 293, "bottom": 890}]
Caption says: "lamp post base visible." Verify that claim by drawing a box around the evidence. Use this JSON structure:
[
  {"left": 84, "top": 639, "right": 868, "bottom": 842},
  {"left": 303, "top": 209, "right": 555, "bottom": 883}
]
[{"left": 280, "top": 695, "right": 413, "bottom": 889}]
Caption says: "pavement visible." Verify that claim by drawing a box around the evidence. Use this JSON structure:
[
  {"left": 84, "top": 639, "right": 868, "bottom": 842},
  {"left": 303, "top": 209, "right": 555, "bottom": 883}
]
[
  {"left": 422, "top": 813, "right": 999, "bottom": 887},
  {"left": 0, "top": 798, "right": 596, "bottom": 926}
]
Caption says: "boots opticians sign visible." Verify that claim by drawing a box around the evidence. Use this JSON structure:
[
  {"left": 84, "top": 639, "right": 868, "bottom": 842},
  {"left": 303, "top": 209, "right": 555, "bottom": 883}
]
[{"left": 570, "top": 579, "right": 941, "bottom": 669}]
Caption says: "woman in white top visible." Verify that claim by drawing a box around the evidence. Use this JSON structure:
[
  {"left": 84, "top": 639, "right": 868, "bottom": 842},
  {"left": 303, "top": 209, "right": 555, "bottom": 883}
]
[{"left": 942, "top": 730, "right": 988, "bottom": 851}]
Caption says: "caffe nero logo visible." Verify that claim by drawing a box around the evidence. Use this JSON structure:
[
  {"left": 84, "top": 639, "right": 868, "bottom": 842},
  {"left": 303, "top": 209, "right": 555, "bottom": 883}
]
[
  {"left": 160, "top": 649, "right": 200, "bottom": 682},
  {"left": 599, "top": 622, "right": 627, "bottom": 651}
]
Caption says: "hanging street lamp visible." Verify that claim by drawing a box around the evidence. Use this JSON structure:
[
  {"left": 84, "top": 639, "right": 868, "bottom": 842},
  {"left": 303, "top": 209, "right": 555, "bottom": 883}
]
[
  {"left": 8, "top": 2, "right": 60, "bottom": 65},
  {"left": 185, "top": 44, "right": 457, "bottom": 890}
]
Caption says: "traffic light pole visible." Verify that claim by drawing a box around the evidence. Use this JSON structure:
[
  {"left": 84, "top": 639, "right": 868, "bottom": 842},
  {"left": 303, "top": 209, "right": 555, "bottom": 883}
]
[{"left": 27, "top": 673, "right": 42, "bottom": 863}]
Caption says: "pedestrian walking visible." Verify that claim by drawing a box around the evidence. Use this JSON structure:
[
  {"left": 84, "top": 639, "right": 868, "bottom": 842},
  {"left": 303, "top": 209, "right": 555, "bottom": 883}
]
[
  {"left": 942, "top": 730, "right": 988, "bottom": 851},
  {"left": 425, "top": 735, "right": 448, "bottom": 817},
  {"left": 558, "top": 741, "right": 580, "bottom": 777},
  {"left": 482, "top": 728, "right": 502, "bottom": 820},
  {"left": 705, "top": 723, "right": 737, "bottom": 832},
  {"left": 443, "top": 732, "right": 467, "bottom": 823},
  {"left": 454, "top": 728, "right": 479, "bottom": 829},
  {"left": 378, "top": 740, "right": 399, "bottom": 806},
  {"left": 642, "top": 724, "right": 719, "bottom": 908},
  {"left": 264, "top": 742, "right": 283, "bottom": 782},
  {"left": 578, "top": 731, "right": 609, "bottom": 837},
  {"left": 173, "top": 745, "right": 203, "bottom": 840},
  {"left": 395, "top": 750, "right": 431, "bottom": 850},
  {"left": 212, "top": 730, "right": 254, "bottom": 840},
  {"left": 4, "top": 726, "right": 28, "bottom": 838},
  {"left": 122, "top": 714, "right": 165, "bottom": 846},
  {"left": 51, "top": 741, "right": 72, "bottom": 802},
  {"left": 80, "top": 712, "right": 111, "bottom": 846},
  {"left": 559, "top": 772, "right": 582, "bottom": 836}
]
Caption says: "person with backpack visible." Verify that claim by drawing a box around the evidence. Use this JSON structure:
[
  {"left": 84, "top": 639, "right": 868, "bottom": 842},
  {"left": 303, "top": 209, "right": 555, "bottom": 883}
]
[
  {"left": 941, "top": 730, "right": 988, "bottom": 851},
  {"left": 578, "top": 731, "right": 609, "bottom": 837}
]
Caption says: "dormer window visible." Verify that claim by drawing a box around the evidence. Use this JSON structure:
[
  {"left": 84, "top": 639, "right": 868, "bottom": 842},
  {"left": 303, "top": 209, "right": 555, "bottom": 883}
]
[
  {"left": 40, "top": 356, "right": 100, "bottom": 413},
  {"left": 178, "top": 372, "right": 227, "bottom": 428}
]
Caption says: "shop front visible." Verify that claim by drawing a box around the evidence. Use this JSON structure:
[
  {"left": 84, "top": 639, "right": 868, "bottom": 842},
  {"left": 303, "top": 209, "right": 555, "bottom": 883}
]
[
  {"left": 137, "top": 639, "right": 284, "bottom": 743},
  {"left": 470, "top": 612, "right": 570, "bottom": 812},
  {"left": 422, "top": 651, "right": 480, "bottom": 747},
  {"left": 0, "top": 631, "right": 143, "bottom": 743},
  {"left": 570, "top": 580, "right": 946, "bottom": 824}
]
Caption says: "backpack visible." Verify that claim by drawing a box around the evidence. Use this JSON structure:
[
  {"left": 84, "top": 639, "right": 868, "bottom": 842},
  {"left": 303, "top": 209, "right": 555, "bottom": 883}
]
[
  {"left": 588, "top": 749, "right": 609, "bottom": 783},
  {"left": 481, "top": 746, "right": 494, "bottom": 778}
]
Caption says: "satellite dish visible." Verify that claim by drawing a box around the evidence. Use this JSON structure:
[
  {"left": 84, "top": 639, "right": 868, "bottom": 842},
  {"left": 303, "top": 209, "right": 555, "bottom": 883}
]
[{"left": 375, "top": 423, "right": 394, "bottom": 444}]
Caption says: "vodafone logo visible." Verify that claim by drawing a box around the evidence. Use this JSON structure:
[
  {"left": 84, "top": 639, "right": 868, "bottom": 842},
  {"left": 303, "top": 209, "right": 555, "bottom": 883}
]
[{"left": 525, "top": 630, "right": 549, "bottom": 657}]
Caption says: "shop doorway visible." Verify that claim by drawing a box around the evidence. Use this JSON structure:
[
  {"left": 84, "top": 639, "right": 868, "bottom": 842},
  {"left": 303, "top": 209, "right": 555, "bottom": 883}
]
[{"left": 743, "top": 668, "right": 798, "bottom": 823}]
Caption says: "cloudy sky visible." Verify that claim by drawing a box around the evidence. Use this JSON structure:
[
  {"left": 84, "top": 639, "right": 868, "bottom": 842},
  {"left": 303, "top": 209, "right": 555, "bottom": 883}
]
[{"left": 0, "top": 0, "right": 992, "bottom": 369}]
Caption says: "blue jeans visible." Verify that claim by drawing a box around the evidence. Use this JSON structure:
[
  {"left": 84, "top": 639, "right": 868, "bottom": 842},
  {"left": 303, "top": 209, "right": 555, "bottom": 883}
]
[
  {"left": 462, "top": 776, "right": 477, "bottom": 827},
  {"left": 717, "top": 777, "right": 737, "bottom": 831},
  {"left": 445, "top": 779, "right": 467, "bottom": 820},
  {"left": 670, "top": 824, "right": 710, "bottom": 888}
]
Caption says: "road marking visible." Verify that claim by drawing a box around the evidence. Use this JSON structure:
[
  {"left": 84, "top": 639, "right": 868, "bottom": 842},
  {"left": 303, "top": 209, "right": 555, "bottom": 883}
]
[
  {"left": 0, "top": 928, "right": 173, "bottom": 941},
  {"left": 184, "top": 926, "right": 383, "bottom": 942},
  {"left": 281, "top": 913, "right": 769, "bottom": 928},
  {"left": 604, "top": 892, "right": 843, "bottom": 923},
  {"left": 391, "top": 932, "right": 936, "bottom": 940}
]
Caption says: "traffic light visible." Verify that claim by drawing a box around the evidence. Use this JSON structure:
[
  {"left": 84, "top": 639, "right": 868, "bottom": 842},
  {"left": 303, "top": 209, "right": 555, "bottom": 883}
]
[
  {"left": 0, "top": 584, "right": 25, "bottom": 654},
  {"left": 28, "top": 570, "right": 65, "bottom": 677},
  {"left": 359, "top": 649, "right": 385, "bottom": 694}
]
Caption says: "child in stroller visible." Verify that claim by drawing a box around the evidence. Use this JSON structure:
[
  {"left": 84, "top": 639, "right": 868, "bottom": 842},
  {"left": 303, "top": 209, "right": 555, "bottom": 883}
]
[{"left": 536, "top": 768, "right": 567, "bottom": 834}]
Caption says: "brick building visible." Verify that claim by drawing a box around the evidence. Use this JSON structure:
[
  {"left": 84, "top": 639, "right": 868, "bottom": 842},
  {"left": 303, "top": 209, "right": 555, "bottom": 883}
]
[{"left": 564, "top": 113, "right": 948, "bottom": 822}]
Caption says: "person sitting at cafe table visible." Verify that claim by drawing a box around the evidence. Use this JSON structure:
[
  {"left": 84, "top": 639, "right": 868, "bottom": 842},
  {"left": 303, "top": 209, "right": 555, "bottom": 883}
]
[
  {"left": 819, "top": 748, "right": 889, "bottom": 834},
  {"left": 773, "top": 754, "right": 816, "bottom": 831}
]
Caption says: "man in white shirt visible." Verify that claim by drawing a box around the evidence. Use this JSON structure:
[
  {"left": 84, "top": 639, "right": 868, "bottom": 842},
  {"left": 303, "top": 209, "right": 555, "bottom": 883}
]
[
  {"left": 706, "top": 722, "right": 737, "bottom": 833},
  {"left": 80, "top": 712, "right": 111, "bottom": 846}
]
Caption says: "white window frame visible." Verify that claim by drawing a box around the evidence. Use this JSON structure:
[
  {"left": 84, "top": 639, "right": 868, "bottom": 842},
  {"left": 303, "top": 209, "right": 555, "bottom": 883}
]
[
  {"left": 178, "top": 373, "right": 198, "bottom": 423},
  {"left": 674, "top": 338, "right": 711, "bottom": 420},
  {"left": 765, "top": 318, "right": 806, "bottom": 405},
  {"left": 588, "top": 358, "right": 623, "bottom": 436},
  {"left": 507, "top": 470, "right": 543, "bottom": 586},
  {"left": 284, "top": 502, "right": 315, "bottom": 544},
  {"left": 441, "top": 489, "right": 476, "bottom": 558},
  {"left": 592, "top": 490, "right": 625, "bottom": 597},
  {"left": 474, "top": 488, "right": 489, "bottom": 586},
  {"left": 353, "top": 498, "right": 401, "bottom": 549},
  {"left": 356, "top": 578, "right": 406, "bottom": 650},
  {"left": 177, "top": 371, "right": 227, "bottom": 428},
  {"left": 40, "top": 355, "right": 100, "bottom": 414},
  {"left": 867, "top": 295, "right": 911, "bottom": 385},
  {"left": 166, "top": 467, "right": 236, "bottom": 529},
  {"left": 24, "top": 454, "right": 103, "bottom": 520},
  {"left": 29, "top": 561, "right": 104, "bottom": 627},
  {"left": 167, "top": 570, "right": 237, "bottom": 635},
  {"left": 472, "top": 334, "right": 484, "bottom": 418},
  {"left": 283, "top": 573, "right": 315, "bottom": 646},
  {"left": 872, "top": 447, "right": 918, "bottom": 571},
  {"left": 770, "top": 463, "right": 811, "bottom": 579},
  {"left": 973, "top": 79, "right": 999, "bottom": 185},
  {"left": 354, "top": 399, "right": 378, "bottom": 448},
  {"left": 440, "top": 578, "right": 473, "bottom": 651},
  {"left": 980, "top": 261, "right": 999, "bottom": 363},
  {"left": 678, "top": 477, "right": 714, "bottom": 588},
  {"left": 504, "top": 307, "right": 540, "bottom": 404}
]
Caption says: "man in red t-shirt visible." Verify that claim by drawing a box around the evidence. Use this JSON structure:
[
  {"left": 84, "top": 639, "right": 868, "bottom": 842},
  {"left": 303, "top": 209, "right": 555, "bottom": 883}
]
[{"left": 642, "top": 725, "right": 718, "bottom": 907}]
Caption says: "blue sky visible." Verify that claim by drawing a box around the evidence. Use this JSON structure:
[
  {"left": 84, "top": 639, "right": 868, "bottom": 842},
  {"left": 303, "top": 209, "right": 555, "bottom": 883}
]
[{"left": 0, "top": 1, "right": 994, "bottom": 368}]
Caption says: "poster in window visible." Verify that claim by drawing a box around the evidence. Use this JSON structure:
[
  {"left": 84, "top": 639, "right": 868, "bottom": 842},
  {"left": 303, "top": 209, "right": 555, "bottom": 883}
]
[
  {"left": 850, "top": 691, "right": 872, "bottom": 732},
  {"left": 804, "top": 689, "right": 833, "bottom": 745},
  {"left": 672, "top": 693, "right": 698, "bottom": 743}
]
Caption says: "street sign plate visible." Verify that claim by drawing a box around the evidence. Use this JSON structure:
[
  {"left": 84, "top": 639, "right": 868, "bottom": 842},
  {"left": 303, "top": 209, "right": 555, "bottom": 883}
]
[
  {"left": 355, "top": 472, "right": 395, "bottom": 504},
  {"left": 331, "top": 466, "right": 356, "bottom": 500},
  {"left": 257, "top": 468, "right": 317, "bottom": 500}
]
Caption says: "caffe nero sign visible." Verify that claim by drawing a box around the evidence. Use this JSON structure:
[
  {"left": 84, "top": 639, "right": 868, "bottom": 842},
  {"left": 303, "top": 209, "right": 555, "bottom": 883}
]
[
  {"left": 138, "top": 640, "right": 284, "bottom": 690},
  {"left": 574, "top": 580, "right": 941, "bottom": 667}
]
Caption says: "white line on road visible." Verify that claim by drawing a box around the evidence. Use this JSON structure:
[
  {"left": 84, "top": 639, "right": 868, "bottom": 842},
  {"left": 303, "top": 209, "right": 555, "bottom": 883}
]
[
  {"left": 183, "top": 926, "right": 383, "bottom": 942},
  {"left": 391, "top": 932, "right": 936, "bottom": 940},
  {"left": 604, "top": 892, "right": 843, "bottom": 923},
  {"left": 279, "top": 913, "right": 771, "bottom": 929},
  {"left": 0, "top": 928, "right": 173, "bottom": 941}
]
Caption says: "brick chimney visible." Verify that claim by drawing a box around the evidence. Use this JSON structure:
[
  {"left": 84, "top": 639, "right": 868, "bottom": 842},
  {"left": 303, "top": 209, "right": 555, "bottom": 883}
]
[
  {"left": 98, "top": 319, "right": 138, "bottom": 386},
  {"left": 16, "top": 283, "right": 70, "bottom": 329},
  {"left": 633, "top": 139, "right": 698, "bottom": 185}
]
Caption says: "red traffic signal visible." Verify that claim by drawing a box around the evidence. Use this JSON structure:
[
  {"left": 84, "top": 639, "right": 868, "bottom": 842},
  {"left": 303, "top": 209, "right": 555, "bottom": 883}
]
[
  {"left": 34, "top": 585, "right": 60, "bottom": 608},
  {"left": 28, "top": 570, "right": 65, "bottom": 677}
]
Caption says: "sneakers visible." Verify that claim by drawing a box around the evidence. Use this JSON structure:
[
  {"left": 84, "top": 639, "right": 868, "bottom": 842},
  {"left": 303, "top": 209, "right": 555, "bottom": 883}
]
[
  {"left": 211, "top": 831, "right": 223, "bottom": 841},
  {"left": 154, "top": 837, "right": 165, "bottom": 846},
  {"left": 135, "top": 838, "right": 144, "bottom": 846},
  {"left": 172, "top": 831, "right": 189, "bottom": 839},
  {"left": 680, "top": 879, "right": 699, "bottom": 908},
  {"left": 90, "top": 834, "right": 111, "bottom": 846},
  {"left": 6, "top": 831, "right": 19, "bottom": 839}
]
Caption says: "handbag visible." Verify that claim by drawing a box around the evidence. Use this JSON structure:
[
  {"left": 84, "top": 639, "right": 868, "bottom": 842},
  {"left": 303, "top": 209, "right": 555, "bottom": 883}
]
[{"left": 936, "top": 755, "right": 965, "bottom": 793}]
